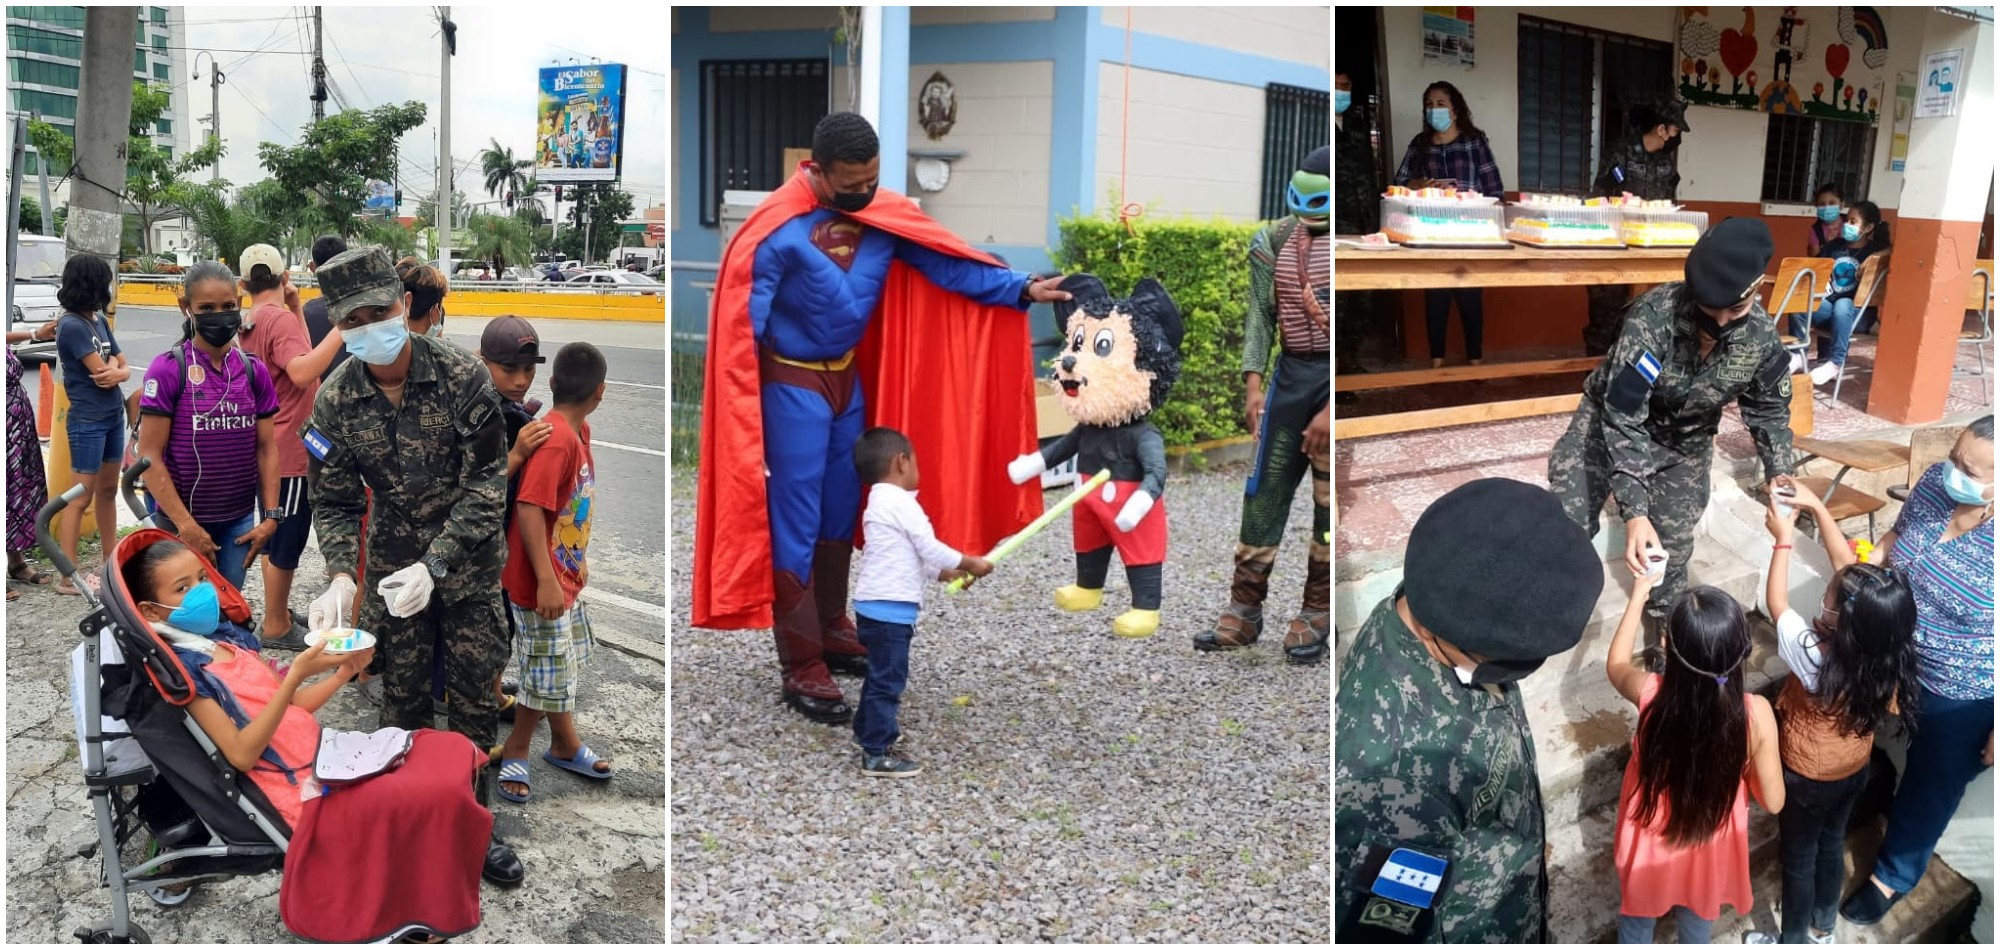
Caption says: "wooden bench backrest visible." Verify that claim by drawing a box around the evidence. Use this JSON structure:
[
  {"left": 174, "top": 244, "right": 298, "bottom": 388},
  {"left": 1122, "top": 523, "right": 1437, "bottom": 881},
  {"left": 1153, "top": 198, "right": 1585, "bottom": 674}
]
[
  {"left": 1908, "top": 425, "right": 1960, "bottom": 489},
  {"left": 1854, "top": 253, "right": 1890, "bottom": 308},
  {"left": 1769, "top": 257, "right": 1833, "bottom": 316}
]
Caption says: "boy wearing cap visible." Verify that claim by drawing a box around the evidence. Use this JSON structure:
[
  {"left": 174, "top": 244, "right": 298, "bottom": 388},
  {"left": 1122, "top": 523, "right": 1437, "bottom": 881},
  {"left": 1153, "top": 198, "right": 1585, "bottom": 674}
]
[
  {"left": 237, "top": 244, "right": 349, "bottom": 650},
  {"left": 1550, "top": 217, "right": 1797, "bottom": 634},
  {"left": 481, "top": 315, "right": 554, "bottom": 721},
  {"left": 1336, "top": 478, "right": 1606, "bottom": 942}
]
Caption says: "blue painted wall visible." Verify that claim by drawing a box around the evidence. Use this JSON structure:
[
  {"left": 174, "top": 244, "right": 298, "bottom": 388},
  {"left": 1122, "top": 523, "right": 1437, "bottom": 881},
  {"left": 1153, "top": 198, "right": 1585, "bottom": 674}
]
[{"left": 671, "top": 5, "right": 1327, "bottom": 323}]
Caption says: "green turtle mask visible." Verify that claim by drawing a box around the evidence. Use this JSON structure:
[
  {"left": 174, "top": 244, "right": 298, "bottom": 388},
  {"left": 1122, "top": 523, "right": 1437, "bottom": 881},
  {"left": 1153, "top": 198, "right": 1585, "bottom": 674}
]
[{"left": 1288, "top": 168, "right": 1330, "bottom": 232}]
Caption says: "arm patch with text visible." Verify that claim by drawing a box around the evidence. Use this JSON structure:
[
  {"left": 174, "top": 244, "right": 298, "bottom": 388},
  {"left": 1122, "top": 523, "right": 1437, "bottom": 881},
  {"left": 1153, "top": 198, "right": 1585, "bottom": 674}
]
[{"left": 1608, "top": 350, "right": 1662, "bottom": 414}]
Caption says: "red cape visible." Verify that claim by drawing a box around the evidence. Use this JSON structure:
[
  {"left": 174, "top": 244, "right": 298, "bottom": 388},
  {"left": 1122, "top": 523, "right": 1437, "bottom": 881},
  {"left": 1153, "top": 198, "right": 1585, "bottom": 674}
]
[{"left": 692, "top": 167, "right": 1040, "bottom": 629}]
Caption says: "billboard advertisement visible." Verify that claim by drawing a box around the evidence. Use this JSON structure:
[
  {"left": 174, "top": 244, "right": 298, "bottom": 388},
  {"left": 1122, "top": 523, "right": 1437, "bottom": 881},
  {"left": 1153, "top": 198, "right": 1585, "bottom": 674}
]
[
  {"left": 364, "top": 179, "right": 396, "bottom": 212},
  {"left": 536, "top": 64, "right": 627, "bottom": 183}
]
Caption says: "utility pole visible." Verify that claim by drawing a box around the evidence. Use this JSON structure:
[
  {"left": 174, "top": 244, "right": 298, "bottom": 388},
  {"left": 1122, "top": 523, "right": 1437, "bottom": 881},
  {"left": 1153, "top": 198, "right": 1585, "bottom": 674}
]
[
  {"left": 70, "top": 7, "right": 139, "bottom": 274},
  {"left": 193, "top": 51, "right": 223, "bottom": 183},
  {"left": 311, "top": 8, "right": 327, "bottom": 124},
  {"left": 7, "top": 116, "right": 25, "bottom": 331},
  {"left": 31, "top": 110, "right": 54, "bottom": 234},
  {"left": 437, "top": 6, "right": 456, "bottom": 275}
]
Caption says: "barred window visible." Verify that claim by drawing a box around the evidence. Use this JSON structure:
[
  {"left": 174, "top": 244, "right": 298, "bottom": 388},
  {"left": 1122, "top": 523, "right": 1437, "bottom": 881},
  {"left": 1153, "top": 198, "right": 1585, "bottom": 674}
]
[
  {"left": 698, "top": 59, "right": 829, "bottom": 227},
  {"left": 1760, "top": 113, "right": 1875, "bottom": 203},
  {"left": 1516, "top": 16, "right": 1673, "bottom": 194},
  {"left": 1260, "top": 83, "right": 1331, "bottom": 220}
]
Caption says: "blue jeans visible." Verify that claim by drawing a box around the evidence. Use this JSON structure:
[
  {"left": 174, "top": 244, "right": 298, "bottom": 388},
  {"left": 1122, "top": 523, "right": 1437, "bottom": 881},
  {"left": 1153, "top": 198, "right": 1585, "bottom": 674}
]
[
  {"left": 1791, "top": 296, "right": 1859, "bottom": 366},
  {"left": 852, "top": 615, "right": 913, "bottom": 756},
  {"left": 155, "top": 509, "right": 256, "bottom": 592},
  {"left": 1873, "top": 688, "right": 1994, "bottom": 894},
  {"left": 1618, "top": 906, "right": 1713, "bottom": 943},
  {"left": 64, "top": 410, "right": 125, "bottom": 475}
]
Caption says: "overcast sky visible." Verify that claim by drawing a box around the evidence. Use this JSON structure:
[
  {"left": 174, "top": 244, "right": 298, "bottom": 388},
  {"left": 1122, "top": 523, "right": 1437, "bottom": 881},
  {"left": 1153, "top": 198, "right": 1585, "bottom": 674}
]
[{"left": 181, "top": 5, "right": 667, "bottom": 215}]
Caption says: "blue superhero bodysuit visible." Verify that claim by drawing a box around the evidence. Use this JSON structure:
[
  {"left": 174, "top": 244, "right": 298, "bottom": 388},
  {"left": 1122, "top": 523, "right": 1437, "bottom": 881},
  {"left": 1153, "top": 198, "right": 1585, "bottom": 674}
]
[{"left": 750, "top": 209, "right": 1027, "bottom": 585}]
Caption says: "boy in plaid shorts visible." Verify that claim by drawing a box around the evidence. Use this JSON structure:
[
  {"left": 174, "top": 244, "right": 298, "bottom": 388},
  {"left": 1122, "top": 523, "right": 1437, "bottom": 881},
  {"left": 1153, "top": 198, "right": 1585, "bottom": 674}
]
[{"left": 496, "top": 341, "right": 610, "bottom": 802}]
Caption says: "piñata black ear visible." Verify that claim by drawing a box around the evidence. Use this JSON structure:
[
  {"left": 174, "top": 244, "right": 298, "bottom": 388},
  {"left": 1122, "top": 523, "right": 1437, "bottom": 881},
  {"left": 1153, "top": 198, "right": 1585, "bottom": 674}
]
[
  {"left": 1129, "top": 278, "right": 1183, "bottom": 350},
  {"left": 1055, "top": 273, "right": 1112, "bottom": 324}
]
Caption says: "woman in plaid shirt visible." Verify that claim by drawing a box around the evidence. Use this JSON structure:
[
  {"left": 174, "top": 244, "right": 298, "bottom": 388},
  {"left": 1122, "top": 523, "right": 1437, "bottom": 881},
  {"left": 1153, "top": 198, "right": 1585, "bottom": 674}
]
[{"left": 1394, "top": 80, "right": 1505, "bottom": 369}]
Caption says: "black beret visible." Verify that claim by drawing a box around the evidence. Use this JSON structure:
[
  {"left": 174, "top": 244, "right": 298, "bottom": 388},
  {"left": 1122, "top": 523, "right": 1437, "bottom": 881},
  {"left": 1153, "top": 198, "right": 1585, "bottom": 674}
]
[
  {"left": 1301, "top": 146, "right": 1330, "bottom": 176},
  {"left": 1404, "top": 478, "right": 1604, "bottom": 670},
  {"left": 1684, "top": 217, "right": 1775, "bottom": 309}
]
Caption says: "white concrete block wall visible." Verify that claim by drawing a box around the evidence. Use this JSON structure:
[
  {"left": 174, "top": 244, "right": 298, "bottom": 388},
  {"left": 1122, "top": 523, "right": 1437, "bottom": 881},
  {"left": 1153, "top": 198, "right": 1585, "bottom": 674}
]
[
  {"left": 1104, "top": 5, "right": 1330, "bottom": 70},
  {"left": 904, "top": 61, "right": 1053, "bottom": 246},
  {"left": 1375, "top": 5, "right": 1933, "bottom": 210},
  {"left": 1096, "top": 64, "right": 1267, "bottom": 222},
  {"left": 913, "top": 7, "right": 1055, "bottom": 26}
]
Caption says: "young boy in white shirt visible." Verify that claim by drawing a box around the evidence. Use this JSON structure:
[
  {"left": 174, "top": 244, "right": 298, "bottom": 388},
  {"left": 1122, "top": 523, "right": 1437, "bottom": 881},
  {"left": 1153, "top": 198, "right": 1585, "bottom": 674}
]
[{"left": 849, "top": 427, "right": 993, "bottom": 777}]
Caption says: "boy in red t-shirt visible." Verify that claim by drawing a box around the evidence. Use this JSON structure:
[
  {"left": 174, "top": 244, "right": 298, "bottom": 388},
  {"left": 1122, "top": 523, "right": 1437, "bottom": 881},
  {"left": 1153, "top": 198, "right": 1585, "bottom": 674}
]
[{"left": 496, "top": 342, "right": 609, "bottom": 803}]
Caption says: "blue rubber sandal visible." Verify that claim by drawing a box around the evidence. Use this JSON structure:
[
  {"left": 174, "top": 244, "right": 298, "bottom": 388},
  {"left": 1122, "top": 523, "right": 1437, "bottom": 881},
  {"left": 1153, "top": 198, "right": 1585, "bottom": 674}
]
[
  {"left": 543, "top": 744, "right": 612, "bottom": 781},
  {"left": 497, "top": 758, "right": 532, "bottom": 803}
]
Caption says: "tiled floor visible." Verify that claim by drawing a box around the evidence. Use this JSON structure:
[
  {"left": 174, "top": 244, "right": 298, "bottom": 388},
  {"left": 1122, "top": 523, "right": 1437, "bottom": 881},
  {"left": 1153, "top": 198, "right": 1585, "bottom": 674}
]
[{"left": 1336, "top": 336, "right": 1996, "bottom": 560}]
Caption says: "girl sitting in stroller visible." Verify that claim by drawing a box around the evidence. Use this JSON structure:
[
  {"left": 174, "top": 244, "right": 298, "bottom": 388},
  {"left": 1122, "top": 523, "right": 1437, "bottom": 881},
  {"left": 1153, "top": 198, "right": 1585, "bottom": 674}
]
[{"left": 122, "top": 537, "right": 494, "bottom": 941}]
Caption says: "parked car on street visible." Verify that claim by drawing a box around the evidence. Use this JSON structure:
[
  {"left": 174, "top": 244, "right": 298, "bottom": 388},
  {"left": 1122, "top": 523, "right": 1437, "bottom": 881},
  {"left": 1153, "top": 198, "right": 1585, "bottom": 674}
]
[
  {"left": 10, "top": 234, "right": 66, "bottom": 364},
  {"left": 562, "top": 271, "right": 663, "bottom": 295}
]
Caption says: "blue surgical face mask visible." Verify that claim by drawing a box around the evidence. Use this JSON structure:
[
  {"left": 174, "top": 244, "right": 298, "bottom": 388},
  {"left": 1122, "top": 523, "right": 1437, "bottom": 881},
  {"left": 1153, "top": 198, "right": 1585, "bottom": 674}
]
[
  {"left": 1427, "top": 107, "right": 1453, "bottom": 133},
  {"left": 164, "top": 581, "right": 221, "bottom": 636},
  {"left": 1943, "top": 461, "right": 1993, "bottom": 506},
  {"left": 1334, "top": 90, "right": 1352, "bottom": 115},
  {"left": 1841, "top": 222, "right": 1862, "bottom": 242},
  {"left": 1817, "top": 205, "right": 1842, "bottom": 223},
  {"left": 343, "top": 314, "right": 411, "bottom": 365}
]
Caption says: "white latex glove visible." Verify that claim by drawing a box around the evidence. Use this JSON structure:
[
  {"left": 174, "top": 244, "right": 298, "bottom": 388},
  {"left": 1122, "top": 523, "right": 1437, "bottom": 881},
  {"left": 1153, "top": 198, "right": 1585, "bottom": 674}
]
[
  {"left": 377, "top": 562, "right": 436, "bottom": 618},
  {"left": 308, "top": 574, "right": 359, "bottom": 630},
  {"left": 1115, "top": 491, "right": 1155, "bottom": 532},
  {"left": 1007, "top": 452, "right": 1046, "bottom": 485}
]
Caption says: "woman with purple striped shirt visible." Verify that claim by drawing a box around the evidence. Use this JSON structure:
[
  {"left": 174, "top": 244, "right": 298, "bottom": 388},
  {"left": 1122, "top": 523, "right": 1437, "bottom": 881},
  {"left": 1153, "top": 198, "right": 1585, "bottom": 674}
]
[
  {"left": 134, "top": 261, "right": 283, "bottom": 592},
  {"left": 1394, "top": 81, "right": 1504, "bottom": 369},
  {"left": 1791, "top": 415, "right": 1995, "bottom": 926}
]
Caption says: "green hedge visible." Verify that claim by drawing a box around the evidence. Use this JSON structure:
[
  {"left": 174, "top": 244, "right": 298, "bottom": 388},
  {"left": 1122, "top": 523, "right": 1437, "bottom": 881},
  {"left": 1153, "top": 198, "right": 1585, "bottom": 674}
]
[{"left": 1055, "top": 215, "right": 1265, "bottom": 447}]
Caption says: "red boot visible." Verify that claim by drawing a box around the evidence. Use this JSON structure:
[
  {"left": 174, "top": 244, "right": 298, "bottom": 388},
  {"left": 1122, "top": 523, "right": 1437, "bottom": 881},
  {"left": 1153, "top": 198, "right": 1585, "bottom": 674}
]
[
  {"left": 773, "top": 571, "right": 850, "bottom": 723},
  {"left": 815, "top": 541, "right": 869, "bottom": 677}
]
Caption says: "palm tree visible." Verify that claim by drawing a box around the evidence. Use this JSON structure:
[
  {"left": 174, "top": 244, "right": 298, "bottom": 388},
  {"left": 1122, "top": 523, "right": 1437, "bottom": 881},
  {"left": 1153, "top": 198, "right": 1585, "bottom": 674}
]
[
  {"left": 360, "top": 219, "right": 421, "bottom": 261},
  {"left": 479, "top": 137, "right": 535, "bottom": 211},
  {"left": 171, "top": 181, "right": 282, "bottom": 264},
  {"left": 465, "top": 211, "right": 533, "bottom": 274}
]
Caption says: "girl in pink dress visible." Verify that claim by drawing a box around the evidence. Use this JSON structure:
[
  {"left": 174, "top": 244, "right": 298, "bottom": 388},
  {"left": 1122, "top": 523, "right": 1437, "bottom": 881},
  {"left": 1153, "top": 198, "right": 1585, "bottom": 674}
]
[{"left": 1606, "top": 568, "right": 1785, "bottom": 943}]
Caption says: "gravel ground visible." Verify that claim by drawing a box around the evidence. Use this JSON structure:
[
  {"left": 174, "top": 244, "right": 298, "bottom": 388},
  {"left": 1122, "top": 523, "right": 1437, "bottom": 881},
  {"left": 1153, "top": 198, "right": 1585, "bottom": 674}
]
[{"left": 669, "top": 466, "right": 1331, "bottom": 942}]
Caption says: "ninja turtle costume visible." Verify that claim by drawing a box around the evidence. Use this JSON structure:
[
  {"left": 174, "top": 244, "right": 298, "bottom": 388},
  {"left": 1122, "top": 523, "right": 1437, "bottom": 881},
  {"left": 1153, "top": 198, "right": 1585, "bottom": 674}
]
[
  {"left": 1197, "top": 147, "right": 1331, "bottom": 662},
  {"left": 1584, "top": 100, "right": 1689, "bottom": 356},
  {"left": 1549, "top": 218, "right": 1796, "bottom": 629}
]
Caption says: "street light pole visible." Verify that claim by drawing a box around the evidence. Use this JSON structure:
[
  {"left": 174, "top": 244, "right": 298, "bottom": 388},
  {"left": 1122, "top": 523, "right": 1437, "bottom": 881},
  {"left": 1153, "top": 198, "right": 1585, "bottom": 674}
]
[
  {"left": 192, "top": 51, "right": 223, "bottom": 184},
  {"left": 436, "top": 6, "right": 455, "bottom": 276}
]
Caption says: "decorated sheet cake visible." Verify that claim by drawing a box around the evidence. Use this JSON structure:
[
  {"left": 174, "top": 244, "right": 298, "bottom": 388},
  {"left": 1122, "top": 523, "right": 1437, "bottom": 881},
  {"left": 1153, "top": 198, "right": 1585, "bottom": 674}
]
[
  {"left": 1506, "top": 194, "right": 1625, "bottom": 248},
  {"left": 1587, "top": 192, "right": 1708, "bottom": 247},
  {"left": 1380, "top": 185, "right": 1508, "bottom": 248}
]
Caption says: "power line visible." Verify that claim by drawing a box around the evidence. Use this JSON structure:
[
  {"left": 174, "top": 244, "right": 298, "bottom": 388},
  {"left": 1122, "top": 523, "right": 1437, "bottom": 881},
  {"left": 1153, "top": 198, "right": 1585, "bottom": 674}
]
[
  {"left": 228, "top": 83, "right": 296, "bottom": 145},
  {"left": 325, "top": 29, "right": 375, "bottom": 107}
]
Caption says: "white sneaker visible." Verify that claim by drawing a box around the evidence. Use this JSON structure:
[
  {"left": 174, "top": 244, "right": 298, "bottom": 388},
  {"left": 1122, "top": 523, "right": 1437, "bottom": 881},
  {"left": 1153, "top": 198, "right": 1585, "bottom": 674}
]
[
  {"left": 1811, "top": 362, "right": 1842, "bottom": 386},
  {"left": 1789, "top": 353, "right": 1808, "bottom": 374}
]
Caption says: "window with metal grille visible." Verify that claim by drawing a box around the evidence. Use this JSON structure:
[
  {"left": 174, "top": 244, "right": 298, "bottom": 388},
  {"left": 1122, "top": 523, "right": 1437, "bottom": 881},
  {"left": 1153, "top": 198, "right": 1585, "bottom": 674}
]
[
  {"left": 1259, "top": 83, "right": 1330, "bottom": 221},
  {"left": 1516, "top": 16, "right": 1673, "bottom": 194},
  {"left": 698, "top": 59, "right": 829, "bottom": 228},
  {"left": 7, "top": 25, "right": 81, "bottom": 58},
  {"left": 9, "top": 56, "right": 80, "bottom": 87},
  {"left": 1760, "top": 113, "right": 1875, "bottom": 203}
]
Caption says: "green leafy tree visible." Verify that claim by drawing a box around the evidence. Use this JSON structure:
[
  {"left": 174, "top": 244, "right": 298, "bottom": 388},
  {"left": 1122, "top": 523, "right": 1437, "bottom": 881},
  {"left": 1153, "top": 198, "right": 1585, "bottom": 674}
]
[
  {"left": 560, "top": 183, "right": 635, "bottom": 263},
  {"left": 29, "top": 81, "right": 221, "bottom": 255},
  {"left": 257, "top": 102, "right": 428, "bottom": 237},
  {"left": 465, "top": 211, "right": 534, "bottom": 273},
  {"left": 360, "top": 218, "right": 421, "bottom": 260},
  {"left": 479, "top": 138, "right": 536, "bottom": 211},
  {"left": 171, "top": 181, "right": 283, "bottom": 267},
  {"left": 415, "top": 185, "right": 470, "bottom": 231},
  {"left": 17, "top": 196, "right": 43, "bottom": 235}
]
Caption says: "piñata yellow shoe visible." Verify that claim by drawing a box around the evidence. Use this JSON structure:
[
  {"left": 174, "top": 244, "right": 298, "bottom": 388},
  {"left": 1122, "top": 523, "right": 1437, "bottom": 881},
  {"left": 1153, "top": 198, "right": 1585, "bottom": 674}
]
[
  {"left": 1053, "top": 585, "right": 1104, "bottom": 612},
  {"left": 1112, "top": 609, "right": 1160, "bottom": 639}
]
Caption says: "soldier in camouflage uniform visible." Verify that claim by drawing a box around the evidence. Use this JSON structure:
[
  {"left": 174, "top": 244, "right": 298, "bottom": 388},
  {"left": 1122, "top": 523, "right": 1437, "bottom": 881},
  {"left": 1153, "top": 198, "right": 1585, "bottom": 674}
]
[
  {"left": 1584, "top": 100, "right": 1690, "bottom": 356},
  {"left": 1336, "top": 478, "right": 1604, "bottom": 942},
  {"left": 1333, "top": 67, "right": 1377, "bottom": 400},
  {"left": 303, "top": 245, "right": 524, "bottom": 886},
  {"left": 1195, "top": 146, "right": 1331, "bottom": 662},
  {"left": 1550, "top": 218, "right": 1796, "bottom": 634}
]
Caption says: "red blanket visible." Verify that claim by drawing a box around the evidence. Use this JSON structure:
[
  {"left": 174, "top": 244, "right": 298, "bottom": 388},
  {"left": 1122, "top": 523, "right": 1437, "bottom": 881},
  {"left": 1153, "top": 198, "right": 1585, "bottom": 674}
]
[
  {"left": 279, "top": 729, "right": 491, "bottom": 942},
  {"left": 692, "top": 166, "right": 1040, "bottom": 629}
]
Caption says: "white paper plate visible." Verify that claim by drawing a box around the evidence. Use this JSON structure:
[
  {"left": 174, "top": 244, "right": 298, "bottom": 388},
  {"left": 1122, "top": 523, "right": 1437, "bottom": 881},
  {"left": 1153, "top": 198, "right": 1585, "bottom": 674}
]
[{"left": 305, "top": 628, "right": 377, "bottom": 654}]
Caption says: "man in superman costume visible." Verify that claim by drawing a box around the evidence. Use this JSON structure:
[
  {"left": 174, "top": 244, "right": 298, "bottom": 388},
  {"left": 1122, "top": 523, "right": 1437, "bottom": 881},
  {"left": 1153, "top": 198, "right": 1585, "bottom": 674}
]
[{"left": 694, "top": 112, "right": 1071, "bottom": 724}]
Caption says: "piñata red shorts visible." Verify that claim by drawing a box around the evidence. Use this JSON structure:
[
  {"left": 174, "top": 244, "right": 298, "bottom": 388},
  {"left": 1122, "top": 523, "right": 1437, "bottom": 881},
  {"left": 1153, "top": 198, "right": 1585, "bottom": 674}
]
[{"left": 1072, "top": 478, "right": 1167, "bottom": 565}]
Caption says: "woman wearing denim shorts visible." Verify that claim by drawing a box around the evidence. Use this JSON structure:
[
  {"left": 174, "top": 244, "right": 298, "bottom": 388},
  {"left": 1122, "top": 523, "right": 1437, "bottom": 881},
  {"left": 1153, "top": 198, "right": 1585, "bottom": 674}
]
[{"left": 51, "top": 254, "right": 131, "bottom": 596}]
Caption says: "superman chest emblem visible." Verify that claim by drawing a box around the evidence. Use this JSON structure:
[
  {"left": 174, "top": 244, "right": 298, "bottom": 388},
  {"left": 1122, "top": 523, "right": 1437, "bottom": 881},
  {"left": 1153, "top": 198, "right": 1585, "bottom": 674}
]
[{"left": 811, "top": 219, "right": 866, "bottom": 271}]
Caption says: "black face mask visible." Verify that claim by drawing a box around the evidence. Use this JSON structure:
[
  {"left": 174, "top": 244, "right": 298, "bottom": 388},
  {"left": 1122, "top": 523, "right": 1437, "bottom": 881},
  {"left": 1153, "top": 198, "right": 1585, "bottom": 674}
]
[
  {"left": 1697, "top": 307, "right": 1748, "bottom": 341},
  {"left": 829, "top": 187, "right": 877, "bottom": 214},
  {"left": 192, "top": 310, "right": 242, "bottom": 347}
]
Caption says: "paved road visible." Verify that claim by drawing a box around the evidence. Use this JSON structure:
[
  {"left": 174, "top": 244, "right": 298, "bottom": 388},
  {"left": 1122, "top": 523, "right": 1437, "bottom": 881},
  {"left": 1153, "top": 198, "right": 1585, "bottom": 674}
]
[{"left": 26, "top": 307, "right": 667, "bottom": 649}]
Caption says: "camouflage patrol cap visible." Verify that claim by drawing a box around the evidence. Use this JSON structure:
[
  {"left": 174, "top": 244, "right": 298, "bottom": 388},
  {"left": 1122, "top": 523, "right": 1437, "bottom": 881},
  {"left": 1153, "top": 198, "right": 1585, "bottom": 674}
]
[
  {"left": 316, "top": 245, "right": 405, "bottom": 321},
  {"left": 1637, "top": 98, "right": 1692, "bottom": 133},
  {"left": 1404, "top": 478, "right": 1604, "bottom": 672}
]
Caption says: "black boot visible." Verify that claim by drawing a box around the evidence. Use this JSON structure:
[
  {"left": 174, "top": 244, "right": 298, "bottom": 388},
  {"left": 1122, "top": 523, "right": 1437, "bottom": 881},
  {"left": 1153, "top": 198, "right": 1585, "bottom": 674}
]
[
  {"left": 482, "top": 836, "right": 524, "bottom": 887},
  {"left": 1283, "top": 557, "right": 1330, "bottom": 664},
  {"left": 1195, "top": 552, "right": 1273, "bottom": 651}
]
